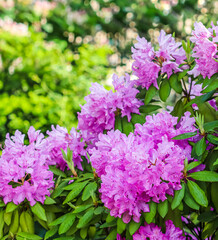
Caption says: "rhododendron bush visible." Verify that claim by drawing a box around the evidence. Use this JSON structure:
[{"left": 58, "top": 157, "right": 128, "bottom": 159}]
[{"left": 0, "top": 22, "right": 217, "bottom": 240}]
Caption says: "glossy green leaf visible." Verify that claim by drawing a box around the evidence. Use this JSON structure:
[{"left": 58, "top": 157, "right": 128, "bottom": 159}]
[
  {"left": 172, "top": 131, "right": 198, "bottom": 140},
  {"left": 159, "top": 79, "right": 171, "bottom": 102},
  {"left": 187, "top": 180, "right": 208, "bottom": 207},
  {"left": 144, "top": 202, "right": 156, "bottom": 224},
  {"left": 121, "top": 116, "right": 134, "bottom": 136},
  {"left": 17, "top": 232, "right": 42, "bottom": 240},
  {"left": 184, "top": 186, "right": 200, "bottom": 210},
  {"left": 144, "top": 84, "right": 157, "bottom": 105},
  {"left": 31, "top": 202, "right": 47, "bottom": 221},
  {"left": 169, "top": 74, "right": 182, "bottom": 94},
  {"left": 59, "top": 214, "right": 76, "bottom": 234},
  {"left": 188, "top": 171, "right": 218, "bottom": 182},
  {"left": 195, "top": 137, "right": 206, "bottom": 156},
  {"left": 128, "top": 220, "right": 141, "bottom": 235},
  {"left": 6, "top": 202, "right": 18, "bottom": 213},
  {"left": 117, "top": 218, "right": 126, "bottom": 235},
  {"left": 171, "top": 183, "right": 185, "bottom": 210},
  {"left": 77, "top": 208, "right": 94, "bottom": 229},
  {"left": 63, "top": 182, "right": 89, "bottom": 204},
  {"left": 82, "top": 182, "right": 97, "bottom": 201},
  {"left": 157, "top": 200, "right": 168, "bottom": 218}
]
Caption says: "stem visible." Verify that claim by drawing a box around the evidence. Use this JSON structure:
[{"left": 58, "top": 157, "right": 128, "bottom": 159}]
[{"left": 181, "top": 78, "right": 188, "bottom": 95}]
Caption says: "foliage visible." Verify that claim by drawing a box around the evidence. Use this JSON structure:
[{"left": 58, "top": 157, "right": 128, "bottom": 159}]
[{"left": 0, "top": 29, "right": 112, "bottom": 142}]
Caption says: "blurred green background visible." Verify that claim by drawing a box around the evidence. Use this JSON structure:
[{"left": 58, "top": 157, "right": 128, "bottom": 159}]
[{"left": 0, "top": 0, "right": 217, "bottom": 142}]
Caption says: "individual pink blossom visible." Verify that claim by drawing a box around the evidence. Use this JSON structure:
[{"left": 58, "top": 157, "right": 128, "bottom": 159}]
[
  {"left": 133, "top": 220, "right": 184, "bottom": 240},
  {"left": 0, "top": 127, "right": 54, "bottom": 206},
  {"left": 0, "top": 0, "right": 14, "bottom": 9},
  {"left": 46, "top": 125, "right": 85, "bottom": 171},
  {"left": 91, "top": 112, "right": 195, "bottom": 223},
  {"left": 132, "top": 30, "right": 185, "bottom": 89}
]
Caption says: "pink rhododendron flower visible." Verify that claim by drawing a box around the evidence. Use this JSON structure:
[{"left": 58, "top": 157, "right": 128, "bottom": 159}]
[
  {"left": 189, "top": 22, "right": 218, "bottom": 79},
  {"left": 90, "top": 112, "right": 195, "bottom": 223},
  {"left": 131, "top": 30, "right": 185, "bottom": 89},
  {"left": 46, "top": 125, "right": 85, "bottom": 171},
  {"left": 133, "top": 220, "right": 184, "bottom": 240},
  {"left": 0, "top": 127, "right": 54, "bottom": 206},
  {"left": 78, "top": 75, "right": 142, "bottom": 145},
  {"left": 34, "top": 0, "right": 57, "bottom": 16}
]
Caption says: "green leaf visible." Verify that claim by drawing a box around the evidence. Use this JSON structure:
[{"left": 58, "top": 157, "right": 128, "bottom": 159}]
[
  {"left": 117, "top": 218, "right": 126, "bottom": 235},
  {"left": 188, "top": 171, "right": 218, "bottom": 182},
  {"left": 6, "top": 202, "right": 18, "bottom": 213},
  {"left": 77, "top": 208, "right": 94, "bottom": 228},
  {"left": 202, "top": 78, "right": 218, "bottom": 93},
  {"left": 171, "top": 183, "right": 185, "bottom": 210},
  {"left": 80, "top": 227, "right": 88, "bottom": 239},
  {"left": 178, "top": 69, "right": 188, "bottom": 80},
  {"left": 159, "top": 79, "right": 171, "bottom": 102},
  {"left": 128, "top": 220, "right": 141, "bottom": 235},
  {"left": 17, "top": 232, "right": 42, "bottom": 240},
  {"left": 195, "top": 137, "right": 206, "bottom": 156},
  {"left": 63, "top": 181, "right": 89, "bottom": 204},
  {"left": 171, "top": 99, "right": 185, "bottom": 119},
  {"left": 73, "top": 204, "right": 93, "bottom": 213},
  {"left": 100, "top": 220, "right": 117, "bottom": 228},
  {"left": 169, "top": 74, "right": 182, "bottom": 94},
  {"left": 114, "top": 115, "right": 122, "bottom": 132},
  {"left": 49, "top": 165, "right": 67, "bottom": 178},
  {"left": 51, "top": 181, "right": 68, "bottom": 198},
  {"left": 187, "top": 180, "right": 208, "bottom": 207},
  {"left": 207, "top": 134, "right": 218, "bottom": 145},
  {"left": 144, "top": 202, "right": 157, "bottom": 224},
  {"left": 172, "top": 131, "right": 198, "bottom": 140},
  {"left": 204, "top": 121, "right": 218, "bottom": 132},
  {"left": 121, "top": 116, "right": 134, "bottom": 136},
  {"left": 144, "top": 84, "right": 157, "bottom": 105},
  {"left": 157, "top": 200, "right": 168, "bottom": 218},
  {"left": 31, "top": 202, "right": 47, "bottom": 221},
  {"left": 44, "top": 196, "right": 56, "bottom": 205},
  {"left": 106, "top": 229, "right": 117, "bottom": 240},
  {"left": 187, "top": 161, "right": 201, "bottom": 171},
  {"left": 44, "top": 226, "right": 58, "bottom": 240},
  {"left": 82, "top": 182, "right": 97, "bottom": 201},
  {"left": 139, "top": 105, "right": 161, "bottom": 114},
  {"left": 131, "top": 113, "right": 146, "bottom": 125},
  {"left": 184, "top": 186, "right": 199, "bottom": 210},
  {"left": 94, "top": 207, "right": 105, "bottom": 215},
  {"left": 49, "top": 214, "right": 70, "bottom": 226},
  {"left": 59, "top": 214, "right": 76, "bottom": 234},
  {"left": 198, "top": 211, "right": 217, "bottom": 222},
  {"left": 185, "top": 90, "right": 216, "bottom": 108}
]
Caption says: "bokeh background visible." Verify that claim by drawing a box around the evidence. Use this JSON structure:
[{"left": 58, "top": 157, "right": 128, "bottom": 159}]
[{"left": 0, "top": 0, "right": 217, "bottom": 143}]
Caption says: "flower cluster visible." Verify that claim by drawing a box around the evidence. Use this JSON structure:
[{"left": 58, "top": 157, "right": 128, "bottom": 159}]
[
  {"left": 0, "top": 127, "right": 54, "bottom": 206},
  {"left": 133, "top": 220, "right": 185, "bottom": 240},
  {"left": 46, "top": 125, "right": 86, "bottom": 171},
  {"left": 0, "top": 18, "right": 29, "bottom": 36},
  {"left": 90, "top": 111, "right": 195, "bottom": 223},
  {"left": 131, "top": 30, "right": 186, "bottom": 89},
  {"left": 78, "top": 74, "right": 142, "bottom": 144},
  {"left": 189, "top": 22, "right": 218, "bottom": 79}
]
